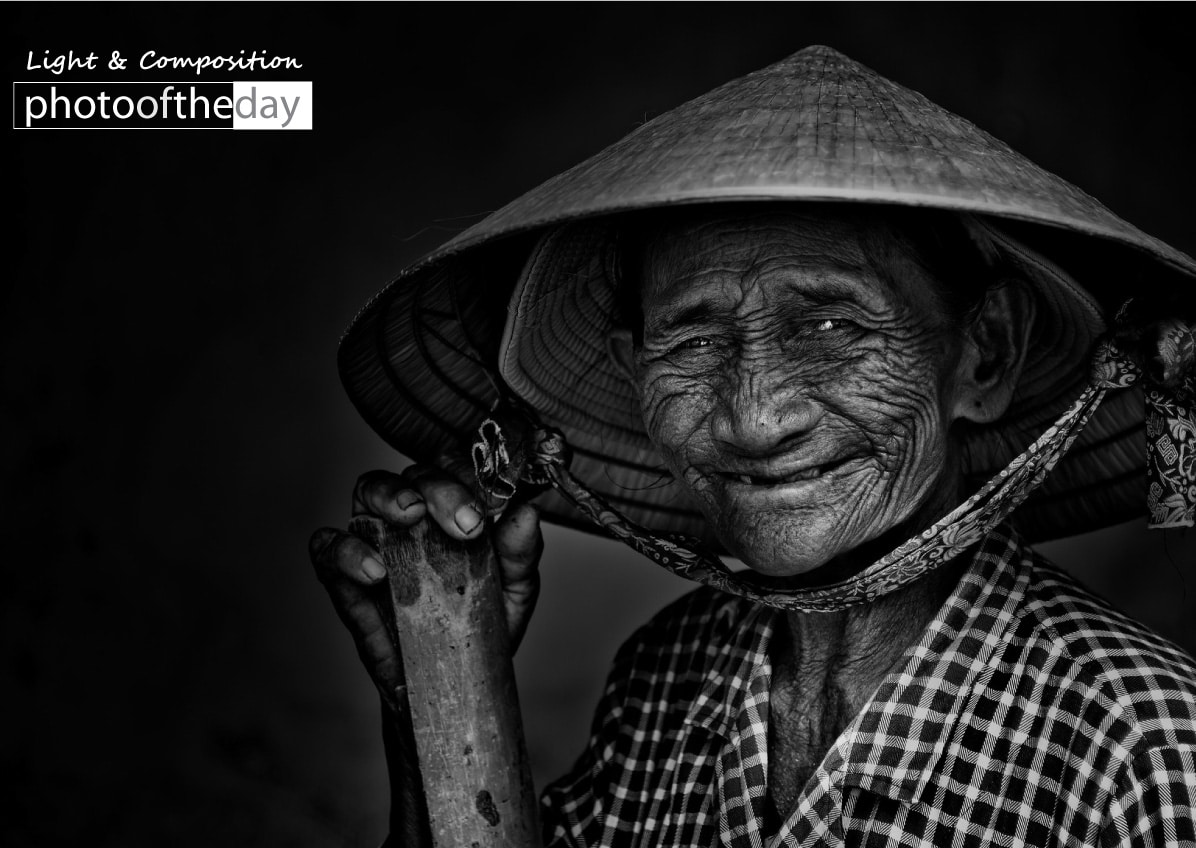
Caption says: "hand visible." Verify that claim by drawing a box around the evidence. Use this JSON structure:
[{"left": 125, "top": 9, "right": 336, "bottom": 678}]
[{"left": 308, "top": 462, "right": 544, "bottom": 710}]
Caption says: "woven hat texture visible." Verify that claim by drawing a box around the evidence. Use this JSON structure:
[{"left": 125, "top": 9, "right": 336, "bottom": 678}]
[{"left": 339, "top": 45, "right": 1196, "bottom": 543}]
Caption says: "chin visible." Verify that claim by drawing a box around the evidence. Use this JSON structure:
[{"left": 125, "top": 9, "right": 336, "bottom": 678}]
[
  {"left": 689, "top": 463, "right": 899, "bottom": 579},
  {"left": 708, "top": 493, "right": 921, "bottom": 583},
  {"left": 716, "top": 515, "right": 848, "bottom": 578}
]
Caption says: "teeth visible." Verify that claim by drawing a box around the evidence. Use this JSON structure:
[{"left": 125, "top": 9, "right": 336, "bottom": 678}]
[{"left": 731, "top": 467, "right": 824, "bottom": 485}]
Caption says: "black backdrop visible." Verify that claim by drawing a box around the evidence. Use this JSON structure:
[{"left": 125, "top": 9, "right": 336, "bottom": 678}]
[{"left": 7, "top": 4, "right": 1195, "bottom": 846}]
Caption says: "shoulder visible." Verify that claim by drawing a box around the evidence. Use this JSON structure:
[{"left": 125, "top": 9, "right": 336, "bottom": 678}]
[
  {"left": 590, "top": 583, "right": 764, "bottom": 722},
  {"left": 1016, "top": 551, "right": 1196, "bottom": 750},
  {"left": 612, "top": 583, "right": 758, "bottom": 669}
]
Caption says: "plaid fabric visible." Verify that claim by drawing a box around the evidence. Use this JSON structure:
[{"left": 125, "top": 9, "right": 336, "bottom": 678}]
[{"left": 541, "top": 526, "right": 1196, "bottom": 847}]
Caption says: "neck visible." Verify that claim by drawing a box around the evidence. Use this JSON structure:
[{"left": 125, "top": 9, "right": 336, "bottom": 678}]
[
  {"left": 764, "top": 560, "right": 963, "bottom": 829},
  {"left": 772, "top": 559, "right": 961, "bottom": 699}
]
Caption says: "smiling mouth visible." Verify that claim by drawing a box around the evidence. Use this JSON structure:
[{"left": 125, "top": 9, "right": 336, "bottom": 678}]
[{"left": 719, "top": 458, "right": 849, "bottom": 487}]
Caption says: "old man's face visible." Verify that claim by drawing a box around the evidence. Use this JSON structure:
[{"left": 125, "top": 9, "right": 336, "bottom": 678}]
[{"left": 633, "top": 210, "right": 977, "bottom": 578}]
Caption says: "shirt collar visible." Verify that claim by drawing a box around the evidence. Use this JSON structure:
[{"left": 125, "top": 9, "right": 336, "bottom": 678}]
[
  {"left": 838, "top": 525, "right": 1032, "bottom": 803},
  {"left": 683, "top": 597, "right": 778, "bottom": 739}
]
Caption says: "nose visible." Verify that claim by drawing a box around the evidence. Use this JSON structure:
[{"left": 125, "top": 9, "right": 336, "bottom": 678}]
[{"left": 709, "top": 367, "right": 823, "bottom": 457}]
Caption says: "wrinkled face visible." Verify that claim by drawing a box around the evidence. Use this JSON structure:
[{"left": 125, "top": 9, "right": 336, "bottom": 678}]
[{"left": 634, "top": 211, "right": 970, "bottom": 578}]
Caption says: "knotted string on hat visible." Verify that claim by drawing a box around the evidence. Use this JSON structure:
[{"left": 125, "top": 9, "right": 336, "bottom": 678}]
[{"left": 472, "top": 307, "right": 1195, "bottom": 613}]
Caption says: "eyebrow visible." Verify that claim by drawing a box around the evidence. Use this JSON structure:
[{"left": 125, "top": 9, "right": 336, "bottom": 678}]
[
  {"left": 788, "top": 275, "right": 866, "bottom": 305},
  {"left": 649, "top": 274, "right": 870, "bottom": 332},
  {"left": 651, "top": 301, "right": 721, "bottom": 333}
]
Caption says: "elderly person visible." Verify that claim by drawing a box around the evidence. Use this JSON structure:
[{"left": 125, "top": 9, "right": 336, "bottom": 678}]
[{"left": 311, "top": 47, "right": 1196, "bottom": 846}]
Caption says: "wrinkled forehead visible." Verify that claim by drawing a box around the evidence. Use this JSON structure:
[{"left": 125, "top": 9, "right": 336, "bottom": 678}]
[{"left": 636, "top": 207, "right": 926, "bottom": 312}]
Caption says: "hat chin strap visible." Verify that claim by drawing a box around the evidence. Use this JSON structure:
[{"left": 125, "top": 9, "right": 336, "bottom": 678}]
[{"left": 474, "top": 316, "right": 1193, "bottom": 613}]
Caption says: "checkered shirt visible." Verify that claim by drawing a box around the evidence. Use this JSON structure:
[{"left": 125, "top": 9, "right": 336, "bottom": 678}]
[{"left": 540, "top": 526, "right": 1196, "bottom": 847}]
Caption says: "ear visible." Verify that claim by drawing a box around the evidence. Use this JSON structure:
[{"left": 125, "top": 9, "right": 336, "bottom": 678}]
[
  {"left": 606, "top": 325, "right": 638, "bottom": 383},
  {"left": 950, "top": 282, "right": 1033, "bottom": 425}
]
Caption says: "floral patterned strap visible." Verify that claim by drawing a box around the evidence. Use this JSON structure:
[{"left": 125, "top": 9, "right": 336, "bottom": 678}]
[
  {"left": 1141, "top": 319, "right": 1196, "bottom": 528},
  {"left": 1147, "top": 380, "right": 1195, "bottom": 528},
  {"left": 474, "top": 320, "right": 1194, "bottom": 613},
  {"left": 523, "top": 378, "right": 1109, "bottom": 613},
  {"left": 1099, "top": 309, "right": 1196, "bottom": 529}
]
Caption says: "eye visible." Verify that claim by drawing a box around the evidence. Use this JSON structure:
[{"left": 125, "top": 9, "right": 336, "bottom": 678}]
[
  {"left": 814, "top": 318, "right": 843, "bottom": 331},
  {"left": 679, "top": 336, "right": 715, "bottom": 350}
]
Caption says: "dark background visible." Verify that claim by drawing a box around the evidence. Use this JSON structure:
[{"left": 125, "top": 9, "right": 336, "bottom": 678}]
[{"left": 7, "top": 4, "right": 1195, "bottom": 846}]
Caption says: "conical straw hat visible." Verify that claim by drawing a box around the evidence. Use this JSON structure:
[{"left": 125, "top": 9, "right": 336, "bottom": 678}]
[{"left": 339, "top": 45, "right": 1196, "bottom": 544}]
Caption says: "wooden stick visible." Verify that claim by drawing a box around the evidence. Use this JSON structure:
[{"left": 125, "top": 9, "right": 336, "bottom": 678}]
[{"left": 350, "top": 515, "right": 540, "bottom": 847}]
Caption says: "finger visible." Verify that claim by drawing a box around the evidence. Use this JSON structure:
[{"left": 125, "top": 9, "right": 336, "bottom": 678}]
[
  {"left": 351, "top": 470, "right": 427, "bottom": 525},
  {"left": 435, "top": 448, "right": 510, "bottom": 516},
  {"left": 494, "top": 502, "right": 543, "bottom": 584},
  {"left": 494, "top": 503, "right": 543, "bottom": 650},
  {"left": 310, "top": 529, "right": 404, "bottom": 700},
  {"left": 400, "top": 464, "right": 485, "bottom": 541},
  {"left": 310, "top": 527, "right": 388, "bottom": 584},
  {"left": 432, "top": 450, "right": 477, "bottom": 490},
  {"left": 332, "top": 577, "right": 405, "bottom": 701}
]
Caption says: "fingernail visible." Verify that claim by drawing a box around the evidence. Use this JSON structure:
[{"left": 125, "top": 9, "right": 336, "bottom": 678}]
[
  {"left": 454, "top": 503, "right": 482, "bottom": 534},
  {"left": 362, "top": 556, "right": 387, "bottom": 582},
  {"left": 395, "top": 490, "right": 423, "bottom": 510}
]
